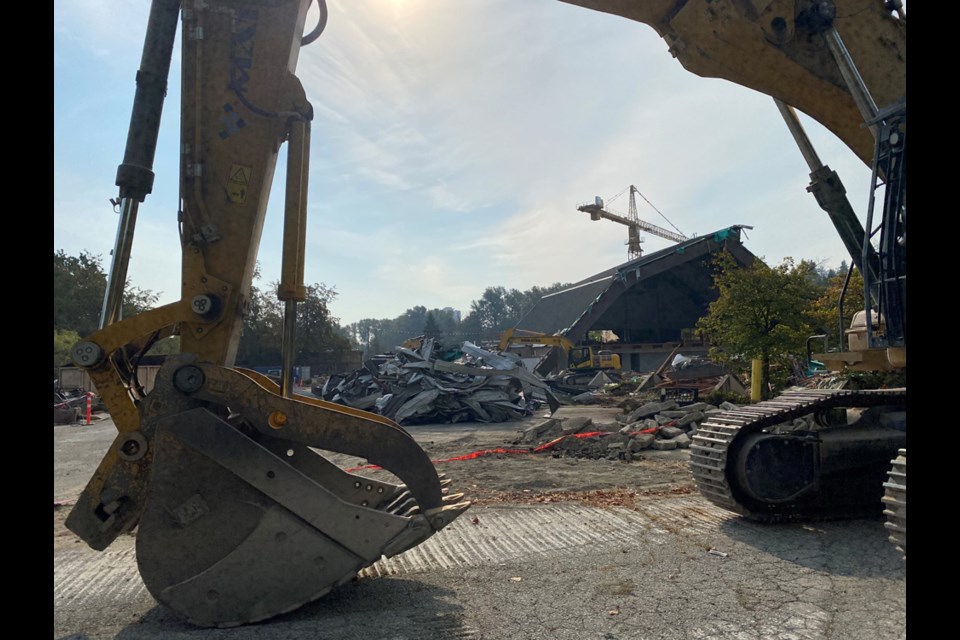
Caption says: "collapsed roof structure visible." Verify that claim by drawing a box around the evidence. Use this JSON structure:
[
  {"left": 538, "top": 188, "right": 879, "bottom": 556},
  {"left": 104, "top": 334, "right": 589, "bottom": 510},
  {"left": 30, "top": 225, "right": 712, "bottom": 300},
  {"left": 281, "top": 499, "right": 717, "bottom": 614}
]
[{"left": 512, "top": 226, "right": 756, "bottom": 372}]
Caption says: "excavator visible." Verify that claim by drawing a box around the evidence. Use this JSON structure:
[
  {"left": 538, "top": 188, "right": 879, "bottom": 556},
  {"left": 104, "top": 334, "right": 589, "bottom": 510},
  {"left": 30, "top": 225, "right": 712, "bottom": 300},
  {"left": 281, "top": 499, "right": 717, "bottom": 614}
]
[
  {"left": 557, "top": 0, "right": 907, "bottom": 549},
  {"left": 62, "top": 0, "right": 904, "bottom": 629},
  {"left": 498, "top": 328, "right": 621, "bottom": 374}
]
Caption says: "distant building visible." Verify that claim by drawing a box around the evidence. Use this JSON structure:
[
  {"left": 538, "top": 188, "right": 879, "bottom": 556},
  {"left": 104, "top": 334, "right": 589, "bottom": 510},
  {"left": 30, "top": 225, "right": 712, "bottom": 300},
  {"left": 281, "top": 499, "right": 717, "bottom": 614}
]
[
  {"left": 512, "top": 226, "right": 756, "bottom": 373},
  {"left": 442, "top": 307, "right": 462, "bottom": 323}
]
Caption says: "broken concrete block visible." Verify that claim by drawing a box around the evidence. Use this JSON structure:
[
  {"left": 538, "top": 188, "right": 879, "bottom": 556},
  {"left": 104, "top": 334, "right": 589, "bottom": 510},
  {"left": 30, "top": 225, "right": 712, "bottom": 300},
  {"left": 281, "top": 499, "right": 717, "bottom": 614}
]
[
  {"left": 652, "top": 438, "right": 678, "bottom": 450},
  {"left": 618, "top": 420, "right": 644, "bottom": 434},
  {"left": 594, "top": 422, "right": 621, "bottom": 433},
  {"left": 659, "top": 410, "right": 688, "bottom": 419},
  {"left": 521, "top": 418, "right": 561, "bottom": 444},
  {"left": 624, "top": 400, "right": 678, "bottom": 423},
  {"left": 573, "top": 391, "right": 599, "bottom": 404},
  {"left": 677, "top": 411, "right": 704, "bottom": 427},
  {"left": 720, "top": 401, "right": 741, "bottom": 411},
  {"left": 655, "top": 414, "right": 676, "bottom": 426},
  {"left": 680, "top": 402, "right": 710, "bottom": 413},
  {"left": 628, "top": 433, "right": 656, "bottom": 451},
  {"left": 658, "top": 426, "right": 684, "bottom": 439},
  {"left": 561, "top": 416, "right": 594, "bottom": 435},
  {"left": 671, "top": 433, "right": 692, "bottom": 448}
]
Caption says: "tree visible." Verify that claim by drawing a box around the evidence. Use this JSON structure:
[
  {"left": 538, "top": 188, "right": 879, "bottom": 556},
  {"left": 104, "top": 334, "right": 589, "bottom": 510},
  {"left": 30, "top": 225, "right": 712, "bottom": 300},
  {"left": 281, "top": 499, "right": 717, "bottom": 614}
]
[
  {"left": 422, "top": 311, "right": 441, "bottom": 340},
  {"left": 467, "top": 286, "right": 511, "bottom": 336},
  {"left": 696, "top": 252, "right": 822, "bottom": 398},
  {"left": 54, "top": 250, "right": 109, "bottom": 337},
  {"left": 809, "top": 264, "right": 866, "bottom": 352},
  {"left": 235, "top": 279, "right": 349, "bottom": 366},
  {"left": 235, "top": 281, "right": 283, "bottom": 365},
  {"left": 295, "top": 283, "right": 350, "bottom": 355},
  {"left": 54, "top": 250, "right": 159, "bottom": 337},
  {"left": 54, "top": 329, "right": 81, "bottom": 376}
]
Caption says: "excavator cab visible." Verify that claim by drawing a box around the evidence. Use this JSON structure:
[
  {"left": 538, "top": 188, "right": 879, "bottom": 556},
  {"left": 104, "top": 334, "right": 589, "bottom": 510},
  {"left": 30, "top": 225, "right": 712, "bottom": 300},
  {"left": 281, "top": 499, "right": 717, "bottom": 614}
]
[
  {"left": 63, "top": 0, "right": 469, "bottom": 627},
  {"left": 568, "top": 346, "right": 593, "bottom": 369}
]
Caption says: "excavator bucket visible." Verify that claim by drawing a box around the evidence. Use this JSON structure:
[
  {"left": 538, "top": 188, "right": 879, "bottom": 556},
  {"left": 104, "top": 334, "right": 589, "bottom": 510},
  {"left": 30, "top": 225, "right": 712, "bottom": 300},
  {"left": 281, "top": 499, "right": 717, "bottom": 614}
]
[{"left": 68, "top": 355, "right": 470, "bottom": 627}]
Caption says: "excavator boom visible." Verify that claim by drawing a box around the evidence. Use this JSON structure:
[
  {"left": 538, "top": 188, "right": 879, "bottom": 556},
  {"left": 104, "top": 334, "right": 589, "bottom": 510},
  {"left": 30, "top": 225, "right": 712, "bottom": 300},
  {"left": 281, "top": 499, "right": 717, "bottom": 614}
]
[{"left": 560, "top": 0, "right": 905, "bottom": 167}]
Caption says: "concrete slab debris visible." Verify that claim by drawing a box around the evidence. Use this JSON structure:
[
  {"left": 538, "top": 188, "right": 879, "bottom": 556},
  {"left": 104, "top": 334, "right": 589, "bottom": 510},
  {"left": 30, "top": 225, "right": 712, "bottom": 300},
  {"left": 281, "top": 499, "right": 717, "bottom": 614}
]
[
  {"left": 511, "top": 398, "right": 734, "bottom": 461},
  {"left": 319, "top": 338, "right": 560, "bottom": 425}
]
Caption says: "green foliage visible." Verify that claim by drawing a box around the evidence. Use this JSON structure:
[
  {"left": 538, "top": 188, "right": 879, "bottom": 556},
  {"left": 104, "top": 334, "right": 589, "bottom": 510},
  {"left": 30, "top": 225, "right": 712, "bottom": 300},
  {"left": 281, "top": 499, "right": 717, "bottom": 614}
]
[
  {"left": 54, "top": 250, "right": 159, "bottom": 337},
  {"left": 835, "top": 369, "right": 907, "bottom": 390},
  {"left": 464, "top": 282, "right": 570, "bottom": 341},
  {"left": 696, "top": 251, "right": 822, "bottom": 398},
  {"left": 235, "top": 280, "right": 349, "bottom": 367},
  {"left": 702, "top": 389, "right": 752, "bottom": 406},
  {"left": 339, "top": 281, "right": 572, "bottom": 355},
  {"left": 342, "top": 307, "right": 461, "bottom": 356},
  {"left": 809, "top": 264, "right": 866, "bottom": 351},
  {"left": 422, "top": 311, "right": 441, "bottom": 339},
  {"left": 54, "top": 250, "right": 107, "bottom": 337},
  {"left": 54, "top": 329, "right": 81, "bottom": 373}
]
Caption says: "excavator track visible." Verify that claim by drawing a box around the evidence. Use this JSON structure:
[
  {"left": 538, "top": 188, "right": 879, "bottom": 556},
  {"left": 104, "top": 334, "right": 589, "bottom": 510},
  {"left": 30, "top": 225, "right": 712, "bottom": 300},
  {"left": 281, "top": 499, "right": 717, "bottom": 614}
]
[
  {"left": 882, "top": 449, "right": 906, "bottom": 556},
  {"left": 690, "top": 388, "right": 906, "bottom": 522}
]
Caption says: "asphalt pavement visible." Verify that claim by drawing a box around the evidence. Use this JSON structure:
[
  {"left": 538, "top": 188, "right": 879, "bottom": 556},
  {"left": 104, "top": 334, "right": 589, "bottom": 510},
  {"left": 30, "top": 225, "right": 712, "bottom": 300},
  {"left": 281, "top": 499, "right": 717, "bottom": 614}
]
[{"left": 54, "top": 418, "right": 907, "bottom": 640}]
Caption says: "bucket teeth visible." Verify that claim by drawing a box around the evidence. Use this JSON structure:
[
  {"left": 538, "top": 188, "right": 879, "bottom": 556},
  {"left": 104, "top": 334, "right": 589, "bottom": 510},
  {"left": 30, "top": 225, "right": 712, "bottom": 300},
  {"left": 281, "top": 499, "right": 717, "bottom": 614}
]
[
  {"left": 425, "top": 500, "right": 472, "bottom": 531},
  {"left": 379, "top": 484, "right": 407, "bottom": 505},
  {"left": 386, "top": 495, "right": 417, "bottom": 516}
]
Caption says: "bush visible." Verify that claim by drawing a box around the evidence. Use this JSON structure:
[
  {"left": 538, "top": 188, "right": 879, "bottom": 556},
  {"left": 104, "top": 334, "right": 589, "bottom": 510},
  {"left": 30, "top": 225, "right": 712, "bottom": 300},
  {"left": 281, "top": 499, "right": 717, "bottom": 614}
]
[{"left": 702, "top": 390, "right": 751, "bottom": 406}]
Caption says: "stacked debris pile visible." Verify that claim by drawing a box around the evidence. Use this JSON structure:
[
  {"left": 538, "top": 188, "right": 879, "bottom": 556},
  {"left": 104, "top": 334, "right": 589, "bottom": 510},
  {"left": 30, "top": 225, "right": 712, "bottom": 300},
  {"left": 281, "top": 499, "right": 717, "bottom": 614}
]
[
  {"left": 624, "top": 353, "right": 748, "bottom": 405},
  {"left": 321, "top": 339, "right": 560, "bottom": 425},
  {"left": 553, "top": 352, "right": 745, "bottom": 407},
  {"left": 515, "top": 399, "right": 744, "bottom": 461}
]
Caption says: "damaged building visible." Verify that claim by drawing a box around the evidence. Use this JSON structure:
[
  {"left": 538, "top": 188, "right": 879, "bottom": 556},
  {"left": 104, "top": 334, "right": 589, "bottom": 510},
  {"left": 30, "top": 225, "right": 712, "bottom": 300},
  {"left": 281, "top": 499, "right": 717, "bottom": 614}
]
[{"left": 509, "top": 225, "right": 756, "bottom": 374}]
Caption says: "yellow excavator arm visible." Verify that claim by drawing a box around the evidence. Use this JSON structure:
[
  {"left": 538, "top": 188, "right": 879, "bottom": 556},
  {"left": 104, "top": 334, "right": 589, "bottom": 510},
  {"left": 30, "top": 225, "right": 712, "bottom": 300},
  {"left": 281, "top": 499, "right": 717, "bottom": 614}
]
[{"left": 65, "top": 0, "right": 469, "bottom": 628}]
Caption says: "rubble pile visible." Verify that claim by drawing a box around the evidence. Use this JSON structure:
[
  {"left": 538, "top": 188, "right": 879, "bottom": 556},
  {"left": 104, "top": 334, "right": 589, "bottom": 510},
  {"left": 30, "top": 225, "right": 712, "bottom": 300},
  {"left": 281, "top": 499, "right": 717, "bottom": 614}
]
[
  {"left": 515, "top": 399, "right": 744, "bottom": 461},
  {"left": 321, "top": 339, "right": 559, "bottom": 425},
  {"left": 558, "top": 353, "right": 747, "bottom": 407}
]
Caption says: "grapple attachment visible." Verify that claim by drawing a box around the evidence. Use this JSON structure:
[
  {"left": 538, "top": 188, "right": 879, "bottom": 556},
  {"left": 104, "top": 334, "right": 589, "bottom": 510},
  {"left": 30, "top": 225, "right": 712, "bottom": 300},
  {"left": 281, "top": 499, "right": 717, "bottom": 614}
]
[{"left": 67, "top": 355, "right": 470, "bottom": 627}]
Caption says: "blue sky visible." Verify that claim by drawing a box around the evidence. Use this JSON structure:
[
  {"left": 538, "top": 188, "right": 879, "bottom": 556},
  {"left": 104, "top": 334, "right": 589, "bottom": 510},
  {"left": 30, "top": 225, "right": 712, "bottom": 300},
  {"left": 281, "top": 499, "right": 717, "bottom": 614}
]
[{"left": 54, "top": 0, "right": 877, "bottom": 327}]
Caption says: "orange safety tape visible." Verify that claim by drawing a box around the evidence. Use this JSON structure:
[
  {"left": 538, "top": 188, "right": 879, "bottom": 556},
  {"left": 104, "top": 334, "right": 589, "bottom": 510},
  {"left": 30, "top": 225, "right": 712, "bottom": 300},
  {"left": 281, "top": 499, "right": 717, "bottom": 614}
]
[{"left": 343, "top": 422, "right": 672, "bottom": 472}]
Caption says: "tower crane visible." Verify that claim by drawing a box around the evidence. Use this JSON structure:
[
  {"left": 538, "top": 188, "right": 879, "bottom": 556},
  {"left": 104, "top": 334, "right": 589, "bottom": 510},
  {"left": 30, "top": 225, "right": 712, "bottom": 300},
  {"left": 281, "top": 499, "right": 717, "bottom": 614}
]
[{"left": 578, "top": 185, "right": 688, "bottom": 260}]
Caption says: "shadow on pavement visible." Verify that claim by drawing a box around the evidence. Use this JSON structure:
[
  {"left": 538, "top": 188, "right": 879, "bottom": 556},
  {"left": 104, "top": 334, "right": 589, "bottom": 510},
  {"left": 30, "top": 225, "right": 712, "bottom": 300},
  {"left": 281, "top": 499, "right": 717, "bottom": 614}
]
[
  {"left": 718, "top": 516, "right": 906, "bottom": 579},
  {"left": 110, "top": 577, "right": 470, "bottom": 640}
]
